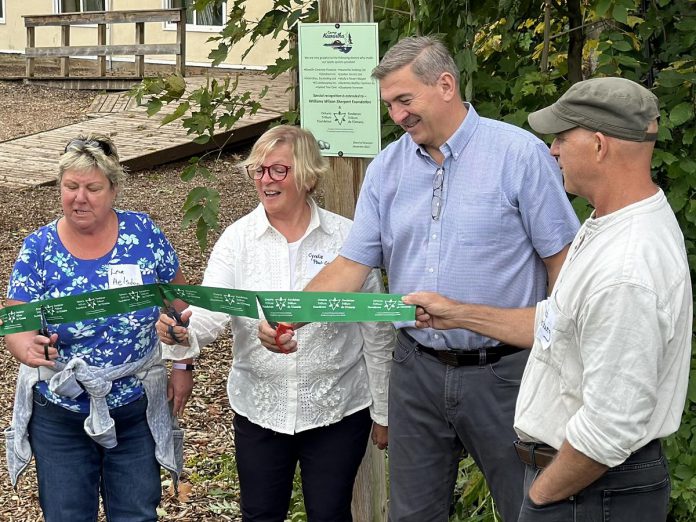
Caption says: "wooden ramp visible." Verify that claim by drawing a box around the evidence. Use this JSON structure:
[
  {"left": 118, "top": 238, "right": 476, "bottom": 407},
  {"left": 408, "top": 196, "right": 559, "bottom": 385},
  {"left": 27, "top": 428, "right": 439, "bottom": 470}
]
[{"left": 0, "top": 74, "right": 288, "bottom": 190}]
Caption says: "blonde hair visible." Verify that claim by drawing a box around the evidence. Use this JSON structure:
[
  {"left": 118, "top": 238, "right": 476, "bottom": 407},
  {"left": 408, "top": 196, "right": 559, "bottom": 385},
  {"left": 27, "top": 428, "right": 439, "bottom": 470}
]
[
  {"left": 243, "top": 125, "right": 329, "bottom": 194},
  {"left": 59, "top": 135, "right": 125, "bottom": 188}
]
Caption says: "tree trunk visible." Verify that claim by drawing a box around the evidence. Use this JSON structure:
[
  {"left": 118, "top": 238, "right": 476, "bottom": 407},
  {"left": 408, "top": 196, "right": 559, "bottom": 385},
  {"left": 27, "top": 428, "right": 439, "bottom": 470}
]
[
  {"left": 316, "top": 2, "right": 388, "bottom": 521},
  {"left": 567, "top": 0, "right": 584, "bottom": 84}
]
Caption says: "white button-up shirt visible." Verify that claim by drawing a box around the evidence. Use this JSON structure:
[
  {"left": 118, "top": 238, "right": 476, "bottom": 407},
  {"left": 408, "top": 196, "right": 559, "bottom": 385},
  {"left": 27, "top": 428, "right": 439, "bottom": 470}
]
[{"left": 163, "top": 199, "right": 394, "bottom": 434}]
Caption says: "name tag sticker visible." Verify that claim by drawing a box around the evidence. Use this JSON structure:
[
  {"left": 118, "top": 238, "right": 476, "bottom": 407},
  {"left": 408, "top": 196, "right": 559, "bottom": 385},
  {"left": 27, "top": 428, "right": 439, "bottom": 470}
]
[
  {"left": 536, "top": 304, "right": 556, "bottom": 351},
  {"left": 108, "top": 264, "right": 144, "bottom": 289},
  {"left": 306, "top": 251, "right": 336, "bottom": 278}
]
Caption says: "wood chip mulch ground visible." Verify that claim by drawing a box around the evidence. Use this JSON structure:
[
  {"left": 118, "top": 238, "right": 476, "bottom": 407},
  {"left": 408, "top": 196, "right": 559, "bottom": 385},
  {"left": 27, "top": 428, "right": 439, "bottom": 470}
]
[{"left": 0, "top": 55, "right": 266, "bottom": 521}]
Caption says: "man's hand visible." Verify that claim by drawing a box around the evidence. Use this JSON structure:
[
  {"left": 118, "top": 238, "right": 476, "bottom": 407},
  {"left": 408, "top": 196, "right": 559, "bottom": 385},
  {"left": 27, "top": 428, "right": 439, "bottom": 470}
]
[
  {"left": 168, "top": 365, "right": 194, "bottom": 417},
  {"left": 258, "top": 320, "right": 297, "bottom": 354},
  {"left": 157, "top": 310, "right": 192, "bottom": 346},
  {"left": 371, "top": 423, "right": 388, "bottom": 450},
  {"left": 402, "top": 292, "right": 463, "bottom": 330}
]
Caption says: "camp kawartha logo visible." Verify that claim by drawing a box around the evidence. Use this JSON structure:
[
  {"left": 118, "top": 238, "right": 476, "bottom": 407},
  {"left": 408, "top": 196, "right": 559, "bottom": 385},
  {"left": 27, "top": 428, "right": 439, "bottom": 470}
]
[{"left": 323, "top": 30, "right": 353, "bottom": 54}]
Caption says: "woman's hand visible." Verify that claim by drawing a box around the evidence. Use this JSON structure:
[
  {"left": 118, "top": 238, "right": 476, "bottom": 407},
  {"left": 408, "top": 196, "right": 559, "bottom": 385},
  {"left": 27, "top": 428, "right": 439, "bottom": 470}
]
[
  {"left": 258, "top": 320, "right": 297, "bottom": 354},
  {"left": 168, "top": 363, "right": 194, "bottom": 417},
  {"left": 6, "top": 330, "right": 59, "bottom": 368},
  {"left": 157, "top": 310, "right": 192, "bottom": 346},
  {"left": 371, "top": 423, "right": 388, "bottom": 450}
]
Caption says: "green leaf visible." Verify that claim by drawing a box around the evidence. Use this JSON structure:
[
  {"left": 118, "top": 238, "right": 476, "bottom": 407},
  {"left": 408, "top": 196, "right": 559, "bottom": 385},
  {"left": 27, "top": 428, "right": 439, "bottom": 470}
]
[
  {"left": 209, "top": 43, "right": 230, "bottom": 67},
  {"left": 181, "top": 205, "right": 203, "bottom": 229},
  {"left": 594, "top": 0, "right": 612, "bottom": 17},
  {"left": 193, "top": 134, "right": 211, "bottom": 145},
  {"left": 181, "top": 164, "right": 197, "bottom": 182},
  {"left": 669, "top": 102, "right": 694, "bottom": 127},
  {"left": 161, "top": 101, "right": 190, "bottom": 126},
  {"left": 611, "top": 40, "right": 633, "bottom": 51},
  {"left": 146, "top": 99, "right": 163, "bottom": 116},
  {"left": 195, "top": 217, "right": 209, "bottom": 251},
  {"left": 612, "top": 4, "right": 629, "bottom": 25}
]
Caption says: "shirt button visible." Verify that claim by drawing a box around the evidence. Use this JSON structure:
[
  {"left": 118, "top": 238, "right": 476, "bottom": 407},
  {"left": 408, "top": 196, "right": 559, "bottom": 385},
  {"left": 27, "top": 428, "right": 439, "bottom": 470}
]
[
  {"left": 428, "top": 267, "right": 434, "bottom": 273},
  {"left": 432, "top": 234, "right": 437, "bottom": 239},
  {"left": 433, "top": 333, "right": 440, "bottom": 340},
  {"left": 453, "top": 153, "right": 458, "bottom": 159}
]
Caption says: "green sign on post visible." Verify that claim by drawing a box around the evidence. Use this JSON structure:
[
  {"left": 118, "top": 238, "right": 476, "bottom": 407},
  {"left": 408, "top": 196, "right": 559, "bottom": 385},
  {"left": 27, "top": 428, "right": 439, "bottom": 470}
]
[{"left": 298, "top": 22, "right": 381, "bottom": 158}]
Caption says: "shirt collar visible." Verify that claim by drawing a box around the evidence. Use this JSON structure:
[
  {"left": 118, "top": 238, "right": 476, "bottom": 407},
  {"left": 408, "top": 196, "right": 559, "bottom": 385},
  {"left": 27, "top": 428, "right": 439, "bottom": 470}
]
[
  {"left": 414, "top": 102, "right": 479, "bottom": 163},
  {"left": 252, "top": 197, "right": 330, "bottom": 239}
]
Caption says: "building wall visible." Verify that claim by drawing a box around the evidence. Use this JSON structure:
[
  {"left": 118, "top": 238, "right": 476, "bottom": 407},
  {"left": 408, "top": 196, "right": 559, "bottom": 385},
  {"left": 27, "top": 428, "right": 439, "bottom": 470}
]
[{"left": 0, "top": 0, "right": 281, "bottom": 68}]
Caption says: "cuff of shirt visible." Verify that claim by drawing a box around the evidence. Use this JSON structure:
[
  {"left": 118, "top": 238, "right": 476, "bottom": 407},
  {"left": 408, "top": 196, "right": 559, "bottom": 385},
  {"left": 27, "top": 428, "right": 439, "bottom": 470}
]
[
  {"left": 160, "top": 334, "right": 200, "bottom": 361},
  {"left": 565, "top": 407, "right": 632, "bottom": 468}
]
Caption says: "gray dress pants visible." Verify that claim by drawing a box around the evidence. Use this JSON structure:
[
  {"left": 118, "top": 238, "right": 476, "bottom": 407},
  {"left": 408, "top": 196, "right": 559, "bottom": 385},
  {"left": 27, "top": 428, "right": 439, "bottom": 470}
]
[{"left": 388, "top": 332, "right": 528, "bottom": 521}]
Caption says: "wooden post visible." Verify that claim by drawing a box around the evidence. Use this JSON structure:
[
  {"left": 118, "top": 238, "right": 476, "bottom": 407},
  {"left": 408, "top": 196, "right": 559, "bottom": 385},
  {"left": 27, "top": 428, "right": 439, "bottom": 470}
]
[
  {"left": 135, "top": 21, "right": 145, "bottom": 77},
  {"left": 175, "top": 7, "right": 186, "bottom": 77},
  {"left": 317, "top": 2, "right": 387, "bottom": 521},
  {"left": 26, "top": 26, "right": 35, "bottom": 77},
  {"left": 98, "top": 23, "right": 107, "bottom": 76},
  {"left": 60, "top": 25, "right": 70, "bottom": 77}
]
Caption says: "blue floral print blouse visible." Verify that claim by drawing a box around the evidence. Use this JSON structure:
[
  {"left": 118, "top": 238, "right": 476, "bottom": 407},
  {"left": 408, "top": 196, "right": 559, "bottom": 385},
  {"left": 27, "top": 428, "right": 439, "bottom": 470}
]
[{"left": 7, "top": 210, "right": 179, "bottom": 413}]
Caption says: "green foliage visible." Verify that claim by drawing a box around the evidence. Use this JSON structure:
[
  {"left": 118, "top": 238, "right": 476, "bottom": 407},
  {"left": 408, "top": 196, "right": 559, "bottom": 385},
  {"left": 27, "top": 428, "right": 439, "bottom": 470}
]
[{"left": 450, "top": 456, "right": 500, "bottom": 521}]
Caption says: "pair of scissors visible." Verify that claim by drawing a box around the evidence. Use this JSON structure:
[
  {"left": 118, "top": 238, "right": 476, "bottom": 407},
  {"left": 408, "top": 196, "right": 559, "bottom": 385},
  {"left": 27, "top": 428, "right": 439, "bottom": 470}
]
[
  {"left": 39, "top": 306, "right": 54, "bottom": 361},
  {"left": 269, "top": 321, "right": 293, "bottom": 354},
  {"left": 157, "top": 286, "right": 189, "bottom": 343}
]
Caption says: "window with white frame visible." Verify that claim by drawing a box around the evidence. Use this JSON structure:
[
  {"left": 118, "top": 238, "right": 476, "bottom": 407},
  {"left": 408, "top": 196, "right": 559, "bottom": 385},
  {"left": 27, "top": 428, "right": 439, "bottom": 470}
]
[
  {"left": 59, "top": 0, "right": 106, "bottom": 12},
  {"left": 170, "top": 0, "right": 225, "bottom": 29},
  {"left": 0, "top": 0, "right": 5, "bottom": 23}
]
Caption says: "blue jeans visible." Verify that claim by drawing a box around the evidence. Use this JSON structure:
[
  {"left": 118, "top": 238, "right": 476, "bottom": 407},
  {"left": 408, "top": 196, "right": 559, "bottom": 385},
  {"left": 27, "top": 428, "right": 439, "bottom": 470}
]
[
  {"left": 518, "top": 440, "right": 670, "bottom": 521},
  {"left": 28, "top": 389, "right": 162, "bottom": 522}
]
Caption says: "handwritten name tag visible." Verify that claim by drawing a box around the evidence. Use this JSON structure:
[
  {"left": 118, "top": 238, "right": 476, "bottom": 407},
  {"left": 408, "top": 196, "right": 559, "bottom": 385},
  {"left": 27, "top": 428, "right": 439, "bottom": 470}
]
[
  {"left": 306, "top": 251, "right": 336, "bottom": 278},
  {"left": 108, "top": 264, "right": 144, "bottom": 289},
  {"left": 535, "top": 303, "right": 556, "bottom": 351}
]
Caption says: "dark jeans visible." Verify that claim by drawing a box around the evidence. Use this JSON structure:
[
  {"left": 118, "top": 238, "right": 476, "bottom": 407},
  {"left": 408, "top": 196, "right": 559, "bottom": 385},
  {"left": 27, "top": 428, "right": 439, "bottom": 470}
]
[
  {"left": 518, "top": 440, "right": 670, "bottom": 521},
  {"left": 388, "top": 333, "right": 528, "bottom": 521},
  {"left": 233, "top": 408, "right": 372, "bottom": 522},
  {"left": 28, "top": 389, "right": 161, "bottom": 522}
]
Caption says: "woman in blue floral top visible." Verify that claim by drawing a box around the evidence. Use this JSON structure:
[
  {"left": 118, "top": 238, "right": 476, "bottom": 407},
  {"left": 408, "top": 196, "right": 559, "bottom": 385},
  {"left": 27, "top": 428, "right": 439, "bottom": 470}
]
[{"left": 4, "top": 135, "right": 189, "bottom": 522}]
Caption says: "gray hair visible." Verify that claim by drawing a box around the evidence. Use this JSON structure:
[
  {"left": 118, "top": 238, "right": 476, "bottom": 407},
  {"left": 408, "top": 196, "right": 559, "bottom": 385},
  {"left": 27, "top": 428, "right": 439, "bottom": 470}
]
[
  {"left": 372, "top": 35, "right": 460, "bottom": 89},
  {"left": 58, "top": 135, "right": 125, "bottom": 188}
]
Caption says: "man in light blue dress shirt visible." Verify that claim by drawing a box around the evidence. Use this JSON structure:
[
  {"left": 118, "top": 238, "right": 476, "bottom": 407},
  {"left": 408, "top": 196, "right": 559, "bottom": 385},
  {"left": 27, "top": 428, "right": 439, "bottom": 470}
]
[{"left": 260, "top": 36, "right": 579, "bottom": 521}]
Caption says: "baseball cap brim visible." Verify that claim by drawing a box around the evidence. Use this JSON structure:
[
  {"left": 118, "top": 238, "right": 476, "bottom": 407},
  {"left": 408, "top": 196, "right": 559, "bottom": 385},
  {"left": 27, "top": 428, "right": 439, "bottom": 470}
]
[{"left": 528, "top": 105, "right": 579, "bottom": 135}]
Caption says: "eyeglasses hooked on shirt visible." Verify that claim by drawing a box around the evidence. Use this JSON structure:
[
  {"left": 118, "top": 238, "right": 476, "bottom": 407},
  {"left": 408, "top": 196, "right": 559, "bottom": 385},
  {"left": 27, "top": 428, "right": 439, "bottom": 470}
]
[{"left": 431, "top": 167, "right": 444, "bottom": 220}]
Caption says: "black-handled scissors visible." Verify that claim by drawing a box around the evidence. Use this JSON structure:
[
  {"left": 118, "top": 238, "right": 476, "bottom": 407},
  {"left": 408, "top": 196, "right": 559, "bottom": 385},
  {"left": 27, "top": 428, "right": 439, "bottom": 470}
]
[
  {"left": 157, "top": 286, "right": 189, "bottom": 344},
  {"left": 39, "top": 306, "right": 54, "bottom": 361}
]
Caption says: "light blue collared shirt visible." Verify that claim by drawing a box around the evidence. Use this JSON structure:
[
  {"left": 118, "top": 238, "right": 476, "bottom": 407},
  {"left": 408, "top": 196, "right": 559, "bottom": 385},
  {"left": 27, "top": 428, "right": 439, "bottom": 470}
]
[{"left": 341, "top": 104, "right": 580, "bottom": 349}]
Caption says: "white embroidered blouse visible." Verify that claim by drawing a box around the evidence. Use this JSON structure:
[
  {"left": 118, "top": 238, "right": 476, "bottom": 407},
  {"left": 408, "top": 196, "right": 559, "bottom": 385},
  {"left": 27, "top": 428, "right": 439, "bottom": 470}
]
[{"left": 162, "top": 199, "right": 394, "bottom": 433}]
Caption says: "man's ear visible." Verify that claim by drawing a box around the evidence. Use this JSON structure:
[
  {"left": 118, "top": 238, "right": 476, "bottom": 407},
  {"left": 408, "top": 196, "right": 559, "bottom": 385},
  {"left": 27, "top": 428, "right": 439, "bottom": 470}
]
[
  {"left": 438, "top": 72, "right": 458, "bottom": 101},
  {"left": 594, "top": 132, "right": 609, "bottom": 161}
]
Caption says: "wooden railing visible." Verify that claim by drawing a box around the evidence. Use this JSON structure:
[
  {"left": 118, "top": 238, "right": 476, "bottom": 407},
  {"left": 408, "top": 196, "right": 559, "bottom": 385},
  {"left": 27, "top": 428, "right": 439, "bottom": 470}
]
[{"left": 23, "top": 8, "right": 186, "bottom": 79}]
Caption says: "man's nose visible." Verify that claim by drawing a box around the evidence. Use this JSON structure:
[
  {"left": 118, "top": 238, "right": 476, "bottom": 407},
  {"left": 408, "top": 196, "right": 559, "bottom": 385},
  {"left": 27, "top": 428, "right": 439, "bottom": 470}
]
[{"left": 389, "top": 106, "right": 409, "bottom": 125}]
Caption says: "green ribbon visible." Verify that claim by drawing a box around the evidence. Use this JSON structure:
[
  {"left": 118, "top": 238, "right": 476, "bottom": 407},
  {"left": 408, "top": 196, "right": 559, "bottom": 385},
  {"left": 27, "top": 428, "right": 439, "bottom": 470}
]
[{"left": 0, "top": 284, "right": 414, "bottom": 335}]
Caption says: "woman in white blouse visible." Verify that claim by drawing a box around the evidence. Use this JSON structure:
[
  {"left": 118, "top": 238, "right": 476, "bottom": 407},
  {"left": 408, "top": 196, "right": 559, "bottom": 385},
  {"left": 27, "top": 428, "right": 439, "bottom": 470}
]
[{"left": 157, "top": 125, "right": 394, "bottom": 522}]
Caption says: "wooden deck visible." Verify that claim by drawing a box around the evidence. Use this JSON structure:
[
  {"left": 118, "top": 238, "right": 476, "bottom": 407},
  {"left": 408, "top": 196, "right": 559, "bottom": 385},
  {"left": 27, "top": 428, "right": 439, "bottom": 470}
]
[{"left": 0, "top": 74, "right": 288, "bottom": 190}]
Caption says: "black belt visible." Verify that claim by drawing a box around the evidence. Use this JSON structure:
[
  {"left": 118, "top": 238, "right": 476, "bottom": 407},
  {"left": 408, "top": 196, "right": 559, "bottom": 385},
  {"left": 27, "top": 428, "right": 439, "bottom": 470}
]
[
  {"left": 399, "top": 331, "right": 524, "bottom": 367},
  {"left": 514, "top": 440, "right": 557, "bottom": 469}
]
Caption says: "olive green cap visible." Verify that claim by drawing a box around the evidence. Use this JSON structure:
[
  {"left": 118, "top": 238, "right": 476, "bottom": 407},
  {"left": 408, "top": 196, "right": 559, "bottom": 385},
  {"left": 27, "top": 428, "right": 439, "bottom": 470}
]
[{"left": 528, "top": 77, "right": 659, "bottom": 142}]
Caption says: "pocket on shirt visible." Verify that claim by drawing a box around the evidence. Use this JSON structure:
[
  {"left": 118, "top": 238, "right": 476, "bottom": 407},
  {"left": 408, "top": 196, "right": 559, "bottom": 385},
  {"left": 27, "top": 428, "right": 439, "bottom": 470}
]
[
  {"left": 457, "top": 192, "right": 501, "bottom": 246},
  {"left": 532, "top": 299, "right": 573, "bottom": 372}
]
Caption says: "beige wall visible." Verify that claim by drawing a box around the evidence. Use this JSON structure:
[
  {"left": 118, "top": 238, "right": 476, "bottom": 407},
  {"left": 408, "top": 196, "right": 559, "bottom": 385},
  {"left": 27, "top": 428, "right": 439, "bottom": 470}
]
[{"left": 0, "top": 0, "right": 282, "bottom": 68}]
